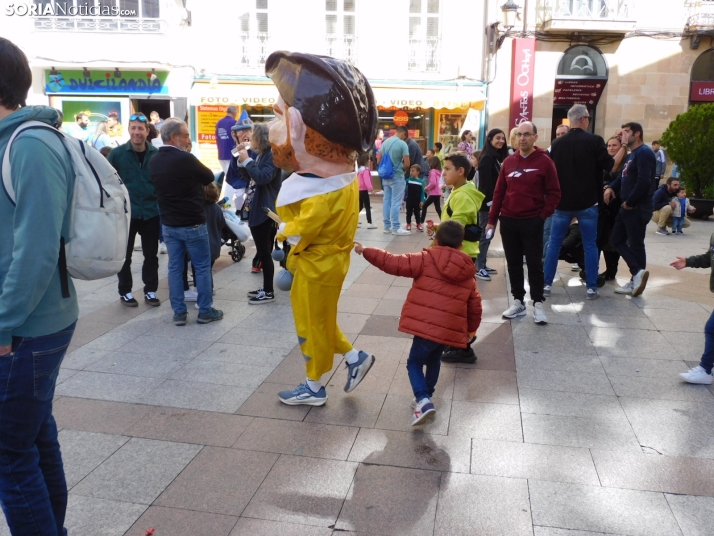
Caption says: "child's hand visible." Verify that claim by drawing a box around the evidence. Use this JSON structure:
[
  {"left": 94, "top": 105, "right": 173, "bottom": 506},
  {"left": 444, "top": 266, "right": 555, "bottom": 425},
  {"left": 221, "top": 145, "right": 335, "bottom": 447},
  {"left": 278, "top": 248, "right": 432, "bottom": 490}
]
[
  {"left": 353, "top": 241, "right": 365, "bottom": 255},
  {"left": 670, "top": 256, "right": 687, "bottom": 270}
]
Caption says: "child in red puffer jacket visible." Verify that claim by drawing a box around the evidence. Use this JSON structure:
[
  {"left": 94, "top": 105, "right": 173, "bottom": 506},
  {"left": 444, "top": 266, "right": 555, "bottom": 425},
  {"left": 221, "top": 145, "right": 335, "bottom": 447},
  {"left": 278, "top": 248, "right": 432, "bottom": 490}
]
[{"left": 354, "top": 220, "right": 482, "bottom": 426}]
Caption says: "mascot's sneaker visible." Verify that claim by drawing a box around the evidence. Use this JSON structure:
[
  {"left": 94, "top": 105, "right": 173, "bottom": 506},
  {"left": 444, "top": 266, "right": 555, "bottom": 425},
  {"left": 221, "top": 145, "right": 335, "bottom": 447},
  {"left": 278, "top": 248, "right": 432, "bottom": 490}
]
[
  {"left": 278, "top": 383, "right": 328, "bottom": 406},
  {"left": 344, "top": 351, "right": 376, "bottom": 392}
]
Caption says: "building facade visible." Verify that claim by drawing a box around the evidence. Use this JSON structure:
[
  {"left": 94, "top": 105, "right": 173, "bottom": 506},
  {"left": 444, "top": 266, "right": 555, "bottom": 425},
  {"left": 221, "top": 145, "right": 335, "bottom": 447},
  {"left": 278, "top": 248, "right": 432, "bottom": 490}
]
[
  {"left": 485, "top": 0, "right": 714, "bottom": 158},
  {"left": 2, "top": 0, "right": 489, "bottom": 170}
]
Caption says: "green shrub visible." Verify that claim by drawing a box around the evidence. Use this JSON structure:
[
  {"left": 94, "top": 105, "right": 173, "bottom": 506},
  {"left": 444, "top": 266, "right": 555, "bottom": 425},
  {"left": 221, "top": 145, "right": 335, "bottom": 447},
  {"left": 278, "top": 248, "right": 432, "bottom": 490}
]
[{"left": 661, "top": 103, "right": 714, "bottom": 198}]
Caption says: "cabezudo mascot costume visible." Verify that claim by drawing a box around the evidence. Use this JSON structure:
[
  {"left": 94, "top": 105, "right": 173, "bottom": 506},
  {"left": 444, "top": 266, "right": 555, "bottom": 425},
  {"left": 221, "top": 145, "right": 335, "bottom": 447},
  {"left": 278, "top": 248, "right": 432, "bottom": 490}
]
[{"left": 266, "top": 51, "right": 378, "bottom": 406}]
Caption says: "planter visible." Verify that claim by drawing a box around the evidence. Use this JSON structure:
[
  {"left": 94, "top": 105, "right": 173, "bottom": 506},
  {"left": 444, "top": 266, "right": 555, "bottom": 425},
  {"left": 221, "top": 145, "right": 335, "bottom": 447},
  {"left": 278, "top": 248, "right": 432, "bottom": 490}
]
[{"left": 689, "top": 198, "right": 714, "bottom": 219}]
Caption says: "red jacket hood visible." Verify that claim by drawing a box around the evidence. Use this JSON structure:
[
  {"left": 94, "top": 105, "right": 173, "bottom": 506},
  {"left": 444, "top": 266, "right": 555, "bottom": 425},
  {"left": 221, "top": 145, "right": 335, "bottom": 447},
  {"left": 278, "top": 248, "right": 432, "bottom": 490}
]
[
  {"left": 424, "top": 246, "right": 476, "bottom": 283},
  {"left": 509, "top": 146, "right": 550, "bottom": 166}
]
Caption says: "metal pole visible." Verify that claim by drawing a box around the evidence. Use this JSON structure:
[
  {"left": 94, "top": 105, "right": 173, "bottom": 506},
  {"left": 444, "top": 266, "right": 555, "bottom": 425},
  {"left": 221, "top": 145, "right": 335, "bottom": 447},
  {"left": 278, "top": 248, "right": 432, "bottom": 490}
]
[{"left": 523, "top": 0, "right": 529, "bottom": 34}]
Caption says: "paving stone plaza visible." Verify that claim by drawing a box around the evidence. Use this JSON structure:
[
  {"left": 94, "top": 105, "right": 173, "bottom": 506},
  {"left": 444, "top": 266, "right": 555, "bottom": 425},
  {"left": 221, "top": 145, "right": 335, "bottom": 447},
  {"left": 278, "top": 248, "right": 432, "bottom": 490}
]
[{"left": 5, "top": 200, "right": 714, "bottom": 535}]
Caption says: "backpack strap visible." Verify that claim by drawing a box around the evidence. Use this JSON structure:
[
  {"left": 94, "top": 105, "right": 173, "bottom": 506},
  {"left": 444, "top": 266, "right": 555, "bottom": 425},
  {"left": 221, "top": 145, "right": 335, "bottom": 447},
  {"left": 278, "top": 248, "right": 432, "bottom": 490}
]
[{"left": 58, "top": 237, "right": 70, "bottom": 299}]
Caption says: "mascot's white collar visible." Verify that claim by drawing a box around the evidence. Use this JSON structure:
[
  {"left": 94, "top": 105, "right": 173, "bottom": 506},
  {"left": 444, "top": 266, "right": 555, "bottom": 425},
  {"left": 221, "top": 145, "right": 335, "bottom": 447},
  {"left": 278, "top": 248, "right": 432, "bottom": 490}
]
[{"left": 277, "top": 172, "right": 356, "bottom": 207}]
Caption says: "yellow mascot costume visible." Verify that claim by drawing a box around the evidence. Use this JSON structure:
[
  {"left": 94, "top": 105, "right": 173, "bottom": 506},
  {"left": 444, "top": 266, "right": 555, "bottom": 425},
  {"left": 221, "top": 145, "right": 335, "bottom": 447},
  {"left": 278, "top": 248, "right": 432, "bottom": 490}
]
[{"left": 265, "top": 51, "right": 378, "bottom": 406}]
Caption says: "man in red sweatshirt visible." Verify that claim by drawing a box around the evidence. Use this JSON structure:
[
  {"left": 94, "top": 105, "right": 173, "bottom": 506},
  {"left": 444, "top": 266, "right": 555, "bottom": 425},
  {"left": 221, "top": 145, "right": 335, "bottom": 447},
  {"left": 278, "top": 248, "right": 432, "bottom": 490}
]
[{"left": 484, "top": 122, "right": 561, "bottom": 325}]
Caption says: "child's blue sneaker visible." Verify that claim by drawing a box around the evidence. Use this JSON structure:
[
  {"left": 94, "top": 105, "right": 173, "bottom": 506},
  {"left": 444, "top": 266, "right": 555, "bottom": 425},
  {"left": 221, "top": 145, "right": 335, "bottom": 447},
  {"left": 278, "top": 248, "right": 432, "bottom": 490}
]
[
  {"left": 412, "top": 398, "right": 436, "bottom": 426},
  {"left": 344, "top": 351, "right": 376, "bottom": 392},
  {"left": 278, "top": 383, "right": 328, "bottom": 406}
]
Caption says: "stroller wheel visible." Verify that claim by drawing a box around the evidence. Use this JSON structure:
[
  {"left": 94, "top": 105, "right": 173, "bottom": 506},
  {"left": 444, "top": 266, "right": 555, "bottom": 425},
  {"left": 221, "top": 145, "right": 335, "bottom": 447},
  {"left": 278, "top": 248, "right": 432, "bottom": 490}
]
[{"left": 231, "top": 243, "right": 246, "bottom": 262}]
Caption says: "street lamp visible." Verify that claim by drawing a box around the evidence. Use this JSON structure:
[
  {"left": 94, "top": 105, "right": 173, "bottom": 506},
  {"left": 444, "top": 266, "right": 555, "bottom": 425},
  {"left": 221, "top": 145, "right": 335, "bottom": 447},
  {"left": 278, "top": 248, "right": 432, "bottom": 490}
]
[{"left": 501, "top": 0, "right": 520, "bottom": 30}]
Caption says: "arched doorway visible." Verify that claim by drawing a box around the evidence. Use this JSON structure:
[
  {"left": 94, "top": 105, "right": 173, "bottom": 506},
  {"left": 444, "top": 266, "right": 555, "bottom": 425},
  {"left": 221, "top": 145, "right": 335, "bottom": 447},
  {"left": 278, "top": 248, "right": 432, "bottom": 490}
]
[
  {"left": 690, "top": 49, "right": 714, "bottom": 104},
  {"left": 552, "top": 45, "right": 608, "bottom": 140}
]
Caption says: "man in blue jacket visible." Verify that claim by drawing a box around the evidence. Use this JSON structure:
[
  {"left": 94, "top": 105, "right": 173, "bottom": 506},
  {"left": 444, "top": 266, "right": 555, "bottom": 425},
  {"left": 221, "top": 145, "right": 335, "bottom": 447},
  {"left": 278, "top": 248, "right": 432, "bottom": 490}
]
[
  {"left": 0, "top": 37, "right": 78, "bottom": 536},
  {"left": 604, "top": 122, "right": 657, "bottom": 297},
  {"left": 652, "top": 177, "right": 694, "bottom": 234}
]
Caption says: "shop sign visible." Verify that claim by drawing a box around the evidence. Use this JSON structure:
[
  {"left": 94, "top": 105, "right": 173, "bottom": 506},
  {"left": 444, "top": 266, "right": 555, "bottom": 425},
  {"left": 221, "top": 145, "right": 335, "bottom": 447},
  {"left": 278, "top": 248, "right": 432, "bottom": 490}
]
[
  {"left": 553, "top": 79, "right": 606, "bottom": 106},
  {"left": 45, "top": 69, "right": 169, "bottom": 95},
  {"left": 196, "top": 104, "right": 236, "bottom": 143},
  {"left": 393, "top": 111, "right": 409, "bottom": 126},
  {"left": 509, "top": 38, "right": 536, "bottom": 131},
  {"left": 690, "top": 81, "right": 714, "bottom": 102}
]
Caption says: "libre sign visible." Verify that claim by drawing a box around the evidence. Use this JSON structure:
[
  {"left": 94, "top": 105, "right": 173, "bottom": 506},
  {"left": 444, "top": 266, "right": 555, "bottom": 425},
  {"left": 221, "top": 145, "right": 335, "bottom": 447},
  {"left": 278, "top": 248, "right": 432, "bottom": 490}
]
[
  {"left": 509, "top": 38, "right": 536, "bottom": 131},
  {"left": 690, "top": 81, "right": 714, "bottom": 102}
]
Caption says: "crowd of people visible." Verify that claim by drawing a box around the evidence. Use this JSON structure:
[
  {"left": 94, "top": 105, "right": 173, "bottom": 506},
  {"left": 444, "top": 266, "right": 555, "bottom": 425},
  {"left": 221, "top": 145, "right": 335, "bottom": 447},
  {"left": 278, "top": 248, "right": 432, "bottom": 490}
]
[{"left": 3, "top": 33, "right": 714, "bottom": 535}]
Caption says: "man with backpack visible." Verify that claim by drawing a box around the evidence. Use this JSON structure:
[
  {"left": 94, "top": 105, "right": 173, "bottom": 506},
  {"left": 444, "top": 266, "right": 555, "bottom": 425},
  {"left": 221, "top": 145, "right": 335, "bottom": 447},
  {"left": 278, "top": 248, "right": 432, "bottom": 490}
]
[
  {"left": 0, "top": 37, "right": 79, "bottom": 535},
  {"left": 377, "top": 128, "right": 410, "bottom": 235},
  {"left": 108, "top": 113, "right": 161, "bottom": 307}
]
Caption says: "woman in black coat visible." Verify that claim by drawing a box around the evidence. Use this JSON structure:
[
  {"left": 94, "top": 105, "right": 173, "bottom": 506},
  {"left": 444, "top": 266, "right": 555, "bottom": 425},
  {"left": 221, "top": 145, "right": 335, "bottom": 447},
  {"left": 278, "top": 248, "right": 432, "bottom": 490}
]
[
  {"left": 475, "top": 128, "right": 509, "bottom": 280},
  {"left": 237, "top": 123, "right": 282, "bottom": 304}
]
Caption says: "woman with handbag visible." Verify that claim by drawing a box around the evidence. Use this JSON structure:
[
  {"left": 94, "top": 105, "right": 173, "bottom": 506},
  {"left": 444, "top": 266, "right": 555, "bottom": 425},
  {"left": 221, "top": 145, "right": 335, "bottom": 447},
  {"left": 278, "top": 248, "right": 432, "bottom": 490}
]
[
  {"left": 475, "top": 128, "right": 509, "bottom": 281},
  {"left": 237, "top": 123, "right": 282, "bottom": 304}
]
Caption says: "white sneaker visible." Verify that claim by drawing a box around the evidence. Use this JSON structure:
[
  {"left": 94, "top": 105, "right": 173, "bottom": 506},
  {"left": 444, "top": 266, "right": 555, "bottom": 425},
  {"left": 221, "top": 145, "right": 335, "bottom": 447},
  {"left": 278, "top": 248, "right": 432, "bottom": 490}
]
[
  {"left": 586, "top": 289, "right": 599, "bottom": 300},
  {"left": 631, "top": 269, "right": 649, "bottom": 297},
  {"left": 502, "top": 299, "right": 527, "bottom": 319},
  {"left": 614, "top": 280, "right": 635, "bottom": 295},
  {"left": 184, "top": 289, "right": 198, "bottom": 302},
  {"left": 383, "top": 229, "right": 392, "bottom": 234},
  {"left": 392, "top": 228, "right": 411, "bottom": 236},
  {"left": 543, "top": 285, "right": 551, "bottom": 296},
  {"left": 680, "top": 365, "right": 713, "bottom": 385},
  {"left": 367, "top": 223, "right": 378, "bottom": 229},
  {"left": 533, "top": 302, "right": 548, "bottom": 325},
  {"left": 571, "top": 263, "right": 580, "bottom": 271},
  {"left": 159, "top": 243, "right": 167, "bottom": 254}
]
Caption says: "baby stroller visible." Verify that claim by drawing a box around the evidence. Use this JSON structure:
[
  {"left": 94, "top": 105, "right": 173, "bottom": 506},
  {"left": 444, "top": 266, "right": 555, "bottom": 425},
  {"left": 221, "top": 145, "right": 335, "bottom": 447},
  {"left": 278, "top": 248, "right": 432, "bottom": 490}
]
[{"left": 222, "top": 226, "right": 246, "bottom": 262}]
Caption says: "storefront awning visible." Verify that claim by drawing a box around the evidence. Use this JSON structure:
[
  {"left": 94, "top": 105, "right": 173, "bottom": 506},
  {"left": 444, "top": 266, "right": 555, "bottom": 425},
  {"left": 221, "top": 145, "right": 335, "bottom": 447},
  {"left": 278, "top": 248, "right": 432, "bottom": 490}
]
[
  {"left": 371, "top": 85, "right": 486, "bottom": 111},
  {"left": 191, "top": 81, "right": 485, "bottom": 111}
]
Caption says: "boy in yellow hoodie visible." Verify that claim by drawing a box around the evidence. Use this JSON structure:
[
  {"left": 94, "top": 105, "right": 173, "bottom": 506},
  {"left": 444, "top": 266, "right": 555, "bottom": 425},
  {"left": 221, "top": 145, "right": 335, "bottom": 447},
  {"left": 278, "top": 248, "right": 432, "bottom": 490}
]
[{"left": 426, "top": 153, "right": 484, "bottom": 364}]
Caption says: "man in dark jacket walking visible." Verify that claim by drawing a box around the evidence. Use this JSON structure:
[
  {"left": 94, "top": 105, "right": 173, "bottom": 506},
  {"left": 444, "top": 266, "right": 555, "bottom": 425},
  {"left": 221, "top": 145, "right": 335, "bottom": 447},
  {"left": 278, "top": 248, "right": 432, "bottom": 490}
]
[
  {"left": 107, "top": 113, "right": 161, "bottom": 307},
  {"left": 544, "top": 104, "right": 626, "bottom": 300},
  {"left": 150, "top": 118, "right": 222, "bottom": 325}
]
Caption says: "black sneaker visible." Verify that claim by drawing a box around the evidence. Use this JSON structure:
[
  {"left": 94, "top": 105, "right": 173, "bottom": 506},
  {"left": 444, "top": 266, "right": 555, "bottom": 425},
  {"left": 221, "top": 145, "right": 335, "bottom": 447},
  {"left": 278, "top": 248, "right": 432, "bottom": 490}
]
[
  {"left": 247, "top": 287, "right": 264, "bottom": 298},
  {"left": 120, "top": 293, "right": 138, "bottom": 307},
  {"left": 197, "top": 308, "right": 224, "bottom": 324},
  {"left": 440, "top": 345, "right": 477, "bottom": 364},
  {"left": 144, "top": 292, "right": 161, "bottom": 307},
  {"left": 248, "top": 290, "right": 275, "bottom": 305},
  {"left": 173, "top": 312, "right": 188, "bottom": 326}
]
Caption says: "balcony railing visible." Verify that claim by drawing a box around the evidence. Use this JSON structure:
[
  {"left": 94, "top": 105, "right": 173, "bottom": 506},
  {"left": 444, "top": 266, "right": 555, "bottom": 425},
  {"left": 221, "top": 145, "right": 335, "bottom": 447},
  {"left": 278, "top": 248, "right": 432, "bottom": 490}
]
[
  {"left": 686, "top": 0, "right": 714, "bottom": 28},
  {"left": 240, "top": 32, "right": 270, "bottom": 68},
  {"left": 537, "top": 0, "right": 636, "bottom": 32},
  {"left": 34, "top": 16, "right": 163, "bottom": 32},
  {"left": 326, "top": 34, "right": 358, "bottom": 64},
  {"left": 408, "top": 37, "right": 441, "bottom": 73}
]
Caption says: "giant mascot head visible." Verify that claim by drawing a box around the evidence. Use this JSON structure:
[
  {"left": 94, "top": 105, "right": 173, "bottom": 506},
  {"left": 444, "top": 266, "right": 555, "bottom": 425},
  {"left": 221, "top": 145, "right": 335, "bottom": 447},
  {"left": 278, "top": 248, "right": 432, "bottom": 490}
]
[{"left": 265, "top": 51, "right": 378, "bottom": 178}]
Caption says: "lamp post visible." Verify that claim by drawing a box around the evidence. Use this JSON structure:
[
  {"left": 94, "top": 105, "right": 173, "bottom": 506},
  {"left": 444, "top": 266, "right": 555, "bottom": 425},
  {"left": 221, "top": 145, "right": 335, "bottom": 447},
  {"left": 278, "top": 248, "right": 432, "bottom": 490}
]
[{"left": 501, "top": 0, "right": 520, "bottom": 30}]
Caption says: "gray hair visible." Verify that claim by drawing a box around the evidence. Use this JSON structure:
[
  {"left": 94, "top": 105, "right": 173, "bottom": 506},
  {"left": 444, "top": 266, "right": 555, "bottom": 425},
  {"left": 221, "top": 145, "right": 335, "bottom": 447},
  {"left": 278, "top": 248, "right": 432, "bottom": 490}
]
[
  {"left": 567, "top": 104, "right": 589, "bottom": 124},
  {"left": 160, "top": 118, "right": 186, "bottom": 143},
  {"left": 226, "top": 105, "right": 238, "bottom": 115},
  {"left": 252, "top": 123, "right": 271, "bottom": 153}
]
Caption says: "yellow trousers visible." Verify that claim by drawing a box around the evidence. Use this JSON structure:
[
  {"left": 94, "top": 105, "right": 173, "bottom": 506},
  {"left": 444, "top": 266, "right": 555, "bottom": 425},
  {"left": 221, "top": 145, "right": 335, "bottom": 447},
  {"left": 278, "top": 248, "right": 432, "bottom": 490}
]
[{"left": 291, "top": 257, "right": 353, "bottom": 380}]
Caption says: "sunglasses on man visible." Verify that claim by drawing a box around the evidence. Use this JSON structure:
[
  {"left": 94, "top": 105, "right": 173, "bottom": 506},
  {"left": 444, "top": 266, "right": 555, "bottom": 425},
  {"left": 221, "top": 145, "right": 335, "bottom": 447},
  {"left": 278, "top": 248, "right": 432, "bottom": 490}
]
[{"left": 129, "top": 114, "right": 148, "bottom": 122}]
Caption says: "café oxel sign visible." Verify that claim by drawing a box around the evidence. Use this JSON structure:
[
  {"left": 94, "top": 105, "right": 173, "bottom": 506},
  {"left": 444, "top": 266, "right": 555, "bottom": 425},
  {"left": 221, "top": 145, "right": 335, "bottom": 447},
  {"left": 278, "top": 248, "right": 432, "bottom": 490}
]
[{"left": 509, "top": 38, "right": 536, "bottom": 131}]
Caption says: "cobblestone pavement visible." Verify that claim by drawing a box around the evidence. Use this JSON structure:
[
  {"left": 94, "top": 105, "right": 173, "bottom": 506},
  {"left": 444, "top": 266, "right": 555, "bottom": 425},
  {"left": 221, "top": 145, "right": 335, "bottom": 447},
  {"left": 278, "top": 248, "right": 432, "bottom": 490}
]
[{"left": 4, "top": 201, "right": 714, "bottom": 535}]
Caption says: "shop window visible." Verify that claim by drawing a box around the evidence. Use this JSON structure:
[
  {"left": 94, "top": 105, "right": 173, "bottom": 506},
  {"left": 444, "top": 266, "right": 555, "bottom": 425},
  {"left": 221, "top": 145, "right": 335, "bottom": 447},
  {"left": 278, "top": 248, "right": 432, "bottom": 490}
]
[
  {"left": 239, "top": 0, "right": 270, "bottom": 68},
  {"left": 408, "top": 0, "right": 441, "bottom": 72},
  {"left": 33, "top": 0, "right": 162, "bottom": 32},
  {"left": 326, "top": 0, "right": 357, "bottom": 63}
]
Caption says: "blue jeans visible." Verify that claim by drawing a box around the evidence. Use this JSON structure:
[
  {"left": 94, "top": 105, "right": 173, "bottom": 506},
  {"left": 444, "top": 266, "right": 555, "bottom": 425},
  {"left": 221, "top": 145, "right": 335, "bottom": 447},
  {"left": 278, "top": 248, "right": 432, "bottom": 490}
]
[
  {"left": 542, "top": 215, "right": 553, "bottom": 263},
  {"left": 406, "top": 336, "right": 446, "bottom": 402},
  {"left": 163, "top": 223, "right": 213, "bottom": 315},
  {"left": 544, "top": 206, "right": 599, "bottom": 290},
  {"left": 672, "top": 216, "right": 685, "bottom": 232},
  {"left": 0, "top": 322, "right": 76, "bottom": 536},
  {"left": 700, "top": 310, "right": 714, "bottom": 374},
  {"left": 381, "top": 178, "right": 406, "bottom": 231}
]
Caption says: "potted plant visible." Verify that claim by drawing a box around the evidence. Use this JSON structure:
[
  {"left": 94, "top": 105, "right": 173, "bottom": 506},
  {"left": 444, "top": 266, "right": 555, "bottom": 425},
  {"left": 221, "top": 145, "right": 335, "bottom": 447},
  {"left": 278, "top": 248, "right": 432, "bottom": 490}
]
[{"left": 661, "top": 103, "right": 714, "bottom": 219}]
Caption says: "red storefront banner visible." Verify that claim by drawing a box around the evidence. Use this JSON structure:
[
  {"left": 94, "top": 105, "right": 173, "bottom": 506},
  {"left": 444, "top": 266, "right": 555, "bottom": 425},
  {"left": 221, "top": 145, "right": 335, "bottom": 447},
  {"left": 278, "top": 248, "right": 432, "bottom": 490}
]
[
  {"left": 509, "top": 38, "right": 536, "bottom": 131},
  {"left": 690, "top": 81, "right": 714, "bottom": 102},
  {"left": 553, "top": 79, "right": 606, "bottom": 106}
]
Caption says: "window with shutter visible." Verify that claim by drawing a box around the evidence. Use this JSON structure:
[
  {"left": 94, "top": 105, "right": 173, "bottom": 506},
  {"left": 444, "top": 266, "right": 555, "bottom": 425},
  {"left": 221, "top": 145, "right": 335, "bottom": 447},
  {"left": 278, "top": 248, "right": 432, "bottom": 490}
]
[
  {"left": 408, "top": 0, "right": 440, "bottom": 72},
  {"left": 325, "top": 0, "right": 358, "bottom": 63},
  {"left": 33, "top": 0, "right": 162, "bottom": 32}
]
